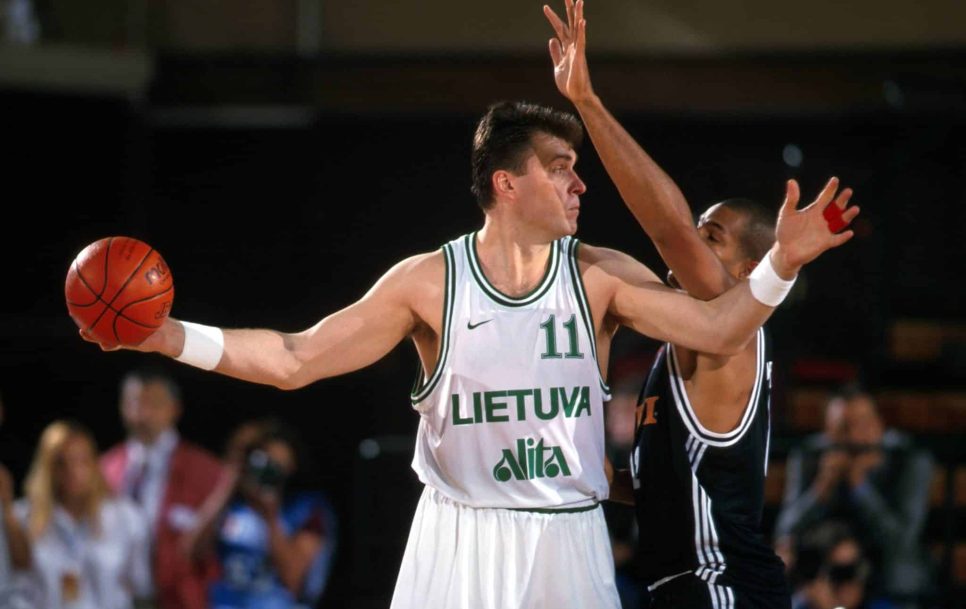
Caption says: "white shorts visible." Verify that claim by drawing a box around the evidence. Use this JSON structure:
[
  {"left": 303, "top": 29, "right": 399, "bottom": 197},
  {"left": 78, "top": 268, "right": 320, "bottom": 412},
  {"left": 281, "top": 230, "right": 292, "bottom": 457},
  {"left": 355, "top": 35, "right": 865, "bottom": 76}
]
[{"left": 390, "top": 486, "right": 621, "bottom": 609}]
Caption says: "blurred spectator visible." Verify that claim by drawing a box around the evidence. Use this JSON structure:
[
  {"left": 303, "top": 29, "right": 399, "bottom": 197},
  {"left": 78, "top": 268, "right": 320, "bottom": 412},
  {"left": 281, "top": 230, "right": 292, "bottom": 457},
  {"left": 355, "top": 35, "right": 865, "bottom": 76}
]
[
  {"left": 791, "top": 521, "right": 894, "bottom": 609},
  {"left": 0, "top": 392, "right": 31, "bottom": 497},
  {"left": 100, "top": 367, "right": 224, "bottom": 609},
  {"left": 1, "top": 389, "right": 33, "bottom": 608},
  {"left": 1, "top": 460, "right": 30, "bottom": 608},
  {"left": 604, "top": 361, "right": 648, "bottom": 609},
  {"left": 0, "top": 0, "right": 39, "bottom": 44},
  {"left": 605, "top": 374, "right": 640, "bottom": 469},
  {"left": 14, "top": 420, "right": 151, "bottom": 608},
  {"left": 223, "top": 419, "right": 267, "bottom": 468},
  {"left": 187, "top": 418, "right": 336, "bottom": 609},
  {"left": 775, "top": 383, "right": 934, "bottom": 607},
  {"left": 0, "top": 388, "right": 30, "bottom": 596}
]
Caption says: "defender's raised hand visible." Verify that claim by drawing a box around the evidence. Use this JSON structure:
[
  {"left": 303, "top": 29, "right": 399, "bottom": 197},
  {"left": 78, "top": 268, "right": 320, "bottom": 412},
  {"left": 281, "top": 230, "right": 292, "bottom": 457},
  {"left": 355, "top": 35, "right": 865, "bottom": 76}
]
[
  {"left": 771, "top": 178, "right": 859, "bottom": 278},
  {"left": 544, "top": 0, "right": 595, "bottom": 103}
]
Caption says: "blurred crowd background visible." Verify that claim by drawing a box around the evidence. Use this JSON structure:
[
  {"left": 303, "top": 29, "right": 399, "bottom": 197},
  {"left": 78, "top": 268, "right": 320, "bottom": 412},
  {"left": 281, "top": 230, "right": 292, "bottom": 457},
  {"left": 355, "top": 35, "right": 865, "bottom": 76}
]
[{"left": 1, "top": 0, "right": 964, "bottom": 607}]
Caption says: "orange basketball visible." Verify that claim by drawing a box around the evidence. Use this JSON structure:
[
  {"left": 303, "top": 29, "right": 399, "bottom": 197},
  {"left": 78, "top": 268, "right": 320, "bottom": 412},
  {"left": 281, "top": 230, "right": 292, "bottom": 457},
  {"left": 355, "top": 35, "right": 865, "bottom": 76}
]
[{"left": 65, "top": 237, "right": 174, "bottom": 347}]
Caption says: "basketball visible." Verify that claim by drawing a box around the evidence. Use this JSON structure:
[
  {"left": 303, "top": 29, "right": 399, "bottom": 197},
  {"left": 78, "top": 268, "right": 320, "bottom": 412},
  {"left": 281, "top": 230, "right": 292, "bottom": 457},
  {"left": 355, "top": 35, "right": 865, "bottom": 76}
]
[{"left": 65, "top": 237, "right": 174, "bottom": 347}]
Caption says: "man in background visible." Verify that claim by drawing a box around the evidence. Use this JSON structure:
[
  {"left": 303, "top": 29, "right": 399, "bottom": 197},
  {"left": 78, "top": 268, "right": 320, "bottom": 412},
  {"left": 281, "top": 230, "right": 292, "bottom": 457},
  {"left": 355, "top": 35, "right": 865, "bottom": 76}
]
[
  {"left": 101, "top": 367, "right": 224, "bottom": 609},
  {"left": 775, "top": 383, "right": 934, "bottom": 607}
]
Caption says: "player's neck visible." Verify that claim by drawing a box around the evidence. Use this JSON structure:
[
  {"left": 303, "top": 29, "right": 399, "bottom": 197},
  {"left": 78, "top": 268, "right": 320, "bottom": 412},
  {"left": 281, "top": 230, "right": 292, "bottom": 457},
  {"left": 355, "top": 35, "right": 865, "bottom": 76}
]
[{"left": 476, "top": 220, "right": 554, "bottom": 297}]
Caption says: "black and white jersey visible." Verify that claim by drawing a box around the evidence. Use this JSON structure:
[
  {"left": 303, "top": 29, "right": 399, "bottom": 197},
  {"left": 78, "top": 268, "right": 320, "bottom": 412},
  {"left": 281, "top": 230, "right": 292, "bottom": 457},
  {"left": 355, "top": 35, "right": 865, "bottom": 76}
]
[{"left": 631, "top": 328, "right": 787, "bottom": 601}]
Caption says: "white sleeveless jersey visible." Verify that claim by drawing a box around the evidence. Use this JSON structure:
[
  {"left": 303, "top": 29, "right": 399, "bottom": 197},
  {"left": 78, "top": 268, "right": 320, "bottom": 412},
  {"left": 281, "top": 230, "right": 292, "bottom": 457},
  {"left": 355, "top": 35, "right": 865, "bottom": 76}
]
[{"left": 410, "top": 232, "right": 612, "bottom": 509}]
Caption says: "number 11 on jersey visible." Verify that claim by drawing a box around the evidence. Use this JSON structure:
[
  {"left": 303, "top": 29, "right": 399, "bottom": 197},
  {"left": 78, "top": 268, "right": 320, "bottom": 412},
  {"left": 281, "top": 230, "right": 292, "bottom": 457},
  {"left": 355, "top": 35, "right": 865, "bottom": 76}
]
[{"left": 539, "top": 314, "right": 584, "bottom": 359}]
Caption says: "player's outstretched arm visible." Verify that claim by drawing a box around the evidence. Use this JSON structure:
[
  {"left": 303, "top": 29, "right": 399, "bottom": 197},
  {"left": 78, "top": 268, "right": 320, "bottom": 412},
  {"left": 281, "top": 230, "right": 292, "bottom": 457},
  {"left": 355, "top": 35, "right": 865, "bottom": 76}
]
[
  {"left": 216, "top": 255, "right": 420, "bottom": 389},
  {"left": 545, "top": 0, "right": 732, "bottom": 299},
  {"left": 595, "top": 179, "right": 858, "bottom": 354},
  {"left": 83, "top": 253, "right": 438, "bottom": 390}
]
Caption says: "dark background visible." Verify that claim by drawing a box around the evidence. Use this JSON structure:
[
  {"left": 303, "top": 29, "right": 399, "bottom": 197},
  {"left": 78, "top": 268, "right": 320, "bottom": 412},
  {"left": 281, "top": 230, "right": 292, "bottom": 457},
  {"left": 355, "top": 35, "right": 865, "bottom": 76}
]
[{"left": 2, "top": 6, "right": 966, "bottom": 605}]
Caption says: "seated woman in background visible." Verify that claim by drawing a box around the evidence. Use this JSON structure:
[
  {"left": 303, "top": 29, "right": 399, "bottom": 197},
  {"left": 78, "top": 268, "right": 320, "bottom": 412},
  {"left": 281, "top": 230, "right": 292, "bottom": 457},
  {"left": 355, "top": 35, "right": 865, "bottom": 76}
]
[
  {"left": 15, "top": 420, "right": 151, "bottom": 609},
  {"left": 187, "top": 419, "right": 336, "bottom": 609}
]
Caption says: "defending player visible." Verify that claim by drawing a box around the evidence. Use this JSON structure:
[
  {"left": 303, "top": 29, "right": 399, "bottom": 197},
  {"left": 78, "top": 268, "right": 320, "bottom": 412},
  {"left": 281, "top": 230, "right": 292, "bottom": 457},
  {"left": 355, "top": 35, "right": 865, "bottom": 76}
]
[
  {"left": 81, "top": 96, "right": 855, "bottom": 608},
  {"left": 544, "top": 2, "right": 858, "bottom": 608}
]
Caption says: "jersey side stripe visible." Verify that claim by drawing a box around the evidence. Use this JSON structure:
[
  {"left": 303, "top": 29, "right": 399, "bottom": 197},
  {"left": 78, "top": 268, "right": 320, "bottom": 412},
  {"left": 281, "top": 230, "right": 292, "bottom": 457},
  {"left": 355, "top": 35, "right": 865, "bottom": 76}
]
[
  {"left": 689, "top": 438, "right": 727, "bottom": 585},
  {"left": 764, "top": 360, "right": 773, "bottom": 476},
  {"left": 707, "top": 583, "right": 736, "bottom": 609},
  {"left": 705, "top": 490, "right": 726, "bottom": 569},
  {"left": 566, "top": 239, "right": 611, "bottom": 398},
  {"left": 702, "top": 489, "right": 722, "bottom": 582},
  {"left": 411, "top": 243, "right": 456, "bottom": 405},
  {"left": 688, "top": 437, "right": 706, "bottom": 570},
  {"left": 688, "top": 436, "right": 710, "bottom": 573},
  {"left": 691, "top": 440, "right": 715, "bottom": 579},
  {"left": 707, "top": 582, "right": 721, "bottom": 609},
  {"left": 695, "top": 443, "right": 708, "bottom": 468},
  {"left": 686, "top": 435, "right": 696, "bottom": 462},
  {"left": 691, "top": 469, "right": 709, "bottom": 574}
]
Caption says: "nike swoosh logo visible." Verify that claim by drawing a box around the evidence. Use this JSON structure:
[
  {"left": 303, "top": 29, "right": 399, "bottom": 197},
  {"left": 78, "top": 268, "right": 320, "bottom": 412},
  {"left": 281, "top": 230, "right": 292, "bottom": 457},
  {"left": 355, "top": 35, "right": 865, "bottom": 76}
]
[{"left": 467, "top": 319, "right": 493, "bottom": 330}]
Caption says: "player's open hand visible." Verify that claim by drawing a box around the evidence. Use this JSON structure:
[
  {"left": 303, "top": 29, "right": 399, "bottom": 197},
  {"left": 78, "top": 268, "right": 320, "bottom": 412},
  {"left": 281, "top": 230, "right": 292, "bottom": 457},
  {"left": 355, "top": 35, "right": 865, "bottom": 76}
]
[
  {"left": 79, "top": 329, "right": 123, "bottom": 352},
  {"left": 79, "top": 317, "right": 180, "bottom": 355},
  {"left": 544, "top": 0, "right": 594, "bottom": 104},
  {"left": 771, "top": 178, "right": 859, "bottom": 277}
]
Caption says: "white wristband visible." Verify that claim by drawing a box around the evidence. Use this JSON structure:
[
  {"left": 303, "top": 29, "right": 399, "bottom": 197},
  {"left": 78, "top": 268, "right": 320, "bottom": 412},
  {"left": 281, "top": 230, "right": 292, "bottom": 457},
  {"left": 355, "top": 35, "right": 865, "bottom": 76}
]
[
  {"left": 748, "top": 253, "right": 797, "bottom": 307},
  {"left": 174, "top": 321, "right": 224, "bottom": 370}
]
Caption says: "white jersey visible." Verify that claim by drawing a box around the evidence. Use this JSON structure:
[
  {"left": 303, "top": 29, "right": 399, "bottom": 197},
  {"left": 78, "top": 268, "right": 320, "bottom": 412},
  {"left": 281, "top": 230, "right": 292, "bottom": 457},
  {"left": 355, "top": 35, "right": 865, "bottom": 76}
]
[{"left": 410, "top": 232, "right": 612, "bottom": 509}]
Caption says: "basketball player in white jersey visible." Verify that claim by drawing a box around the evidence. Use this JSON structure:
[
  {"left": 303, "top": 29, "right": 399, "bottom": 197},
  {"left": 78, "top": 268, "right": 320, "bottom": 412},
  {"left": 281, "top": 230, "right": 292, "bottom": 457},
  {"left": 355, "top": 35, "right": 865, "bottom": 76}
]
[
  {"left": 544, "top": 2, "right": 858, "bottom": 608},
  {"left": 81, "top": 96, "right": 856, "bottom": 607}
]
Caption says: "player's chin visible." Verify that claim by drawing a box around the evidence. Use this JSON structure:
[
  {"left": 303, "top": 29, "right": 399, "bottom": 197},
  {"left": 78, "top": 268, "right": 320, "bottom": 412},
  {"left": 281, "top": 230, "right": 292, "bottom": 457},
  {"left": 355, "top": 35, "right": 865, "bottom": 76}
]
[{"left": 565, "top": 216, "right": 579, "bottom": 235}]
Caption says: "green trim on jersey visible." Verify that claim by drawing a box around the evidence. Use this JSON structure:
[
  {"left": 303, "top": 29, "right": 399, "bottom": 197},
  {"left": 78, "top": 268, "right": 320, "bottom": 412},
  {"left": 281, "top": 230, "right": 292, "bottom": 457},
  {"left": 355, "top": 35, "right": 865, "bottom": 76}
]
[
  {"left": 567, "top": 239, "right": 612, "bottom": 398},
  {"left": 411, "top": 244, "right": 456, "bottom": 405},
  {"left": 465, "top": 232, "right": 561, "bottom": 307}
]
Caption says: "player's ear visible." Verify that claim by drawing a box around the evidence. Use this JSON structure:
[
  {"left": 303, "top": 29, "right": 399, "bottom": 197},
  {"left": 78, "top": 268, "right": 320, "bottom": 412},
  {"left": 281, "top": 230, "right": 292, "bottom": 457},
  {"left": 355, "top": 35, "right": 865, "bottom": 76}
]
[
  {"left": 738, "top": 259, "right": 758, "bottom": 280},
  {"left": 492, "top": 170, "right": 515, "bottom": 200}
]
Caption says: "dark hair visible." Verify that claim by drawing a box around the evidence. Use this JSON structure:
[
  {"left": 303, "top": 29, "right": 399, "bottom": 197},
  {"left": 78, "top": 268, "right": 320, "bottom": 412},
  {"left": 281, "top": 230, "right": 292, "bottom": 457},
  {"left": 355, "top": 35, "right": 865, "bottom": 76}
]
[
  {"left": 793, "top": 520, "right": 859, "bottom": 584},
  {"left": 714, "top": 198, "right": 776, "bottom": 261},
  {"left": 826, "top": 381, "right": 879, "bottom": 422},
  {"left": 121, "top": 365, "right": 182, "bottom": 403},
  {"left": 250, "top": 417, "right": 317, "bottom": 495},
  {"left": 830, "top": 380, "right": 872, "bottom": 403},
  {"left": 256, "top": 418, "right": 304, "bottom": 465},
  {"left": 471, "top": 101, "right": 584, "bottom": 209}
]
